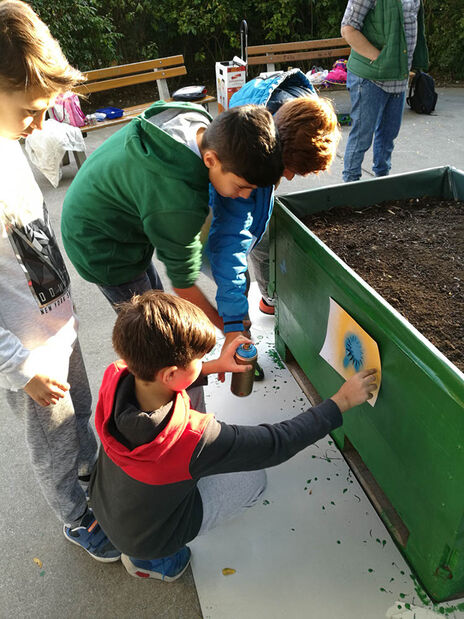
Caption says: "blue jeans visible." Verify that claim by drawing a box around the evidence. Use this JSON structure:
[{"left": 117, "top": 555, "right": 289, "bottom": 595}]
[
  {"left": 343, "top": 72, "right": 406, "bottom": 182},
  {"left": 98, "top": 262, "right": 164, "bottom": 311}
]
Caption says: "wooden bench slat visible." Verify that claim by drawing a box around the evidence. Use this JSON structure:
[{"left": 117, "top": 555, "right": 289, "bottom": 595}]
[
  {"left": 248, "top": 47, "right": 351, "bottom": 66},
  {"left": 76, "top": 66, "right": 187, "bottom": 95},
  {"left": 248, "top": 37, "right": 348, "bottom": 55},
  {"left": 81, "top": 56, "right": 185, "bottom": 82}
]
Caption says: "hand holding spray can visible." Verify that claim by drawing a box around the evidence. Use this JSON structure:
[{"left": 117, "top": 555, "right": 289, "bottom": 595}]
[{"left": 230, "top": 343, "right": 257, "bottom": 397}]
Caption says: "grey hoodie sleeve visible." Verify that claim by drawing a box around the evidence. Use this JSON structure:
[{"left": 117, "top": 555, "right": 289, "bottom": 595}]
[
  {"left": 190, "top": 399, "right": 343, "bottom": 478},
  {"left": 0, "top": 325, "right": 33, "bottom": 390}
]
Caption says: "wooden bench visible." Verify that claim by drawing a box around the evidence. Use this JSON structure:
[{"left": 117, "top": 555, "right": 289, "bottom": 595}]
[
  {"left": 76, "top": 55, "right": 215, "bottom": 130},
  {"left": 68, "top": 55, "right": 216, "bottom": 168},
  {"left": 247, "top": 37, "right": 351, "bottom": 73}
]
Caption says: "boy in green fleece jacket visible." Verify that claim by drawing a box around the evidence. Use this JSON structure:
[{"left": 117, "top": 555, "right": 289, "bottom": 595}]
[{"left": 61, "top": 102, "right": 283, "bottom": 328}]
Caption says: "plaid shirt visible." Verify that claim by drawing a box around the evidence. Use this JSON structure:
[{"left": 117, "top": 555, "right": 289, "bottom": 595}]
[{"left": 342, "top": 0, "right": 420, "bottom": 93}]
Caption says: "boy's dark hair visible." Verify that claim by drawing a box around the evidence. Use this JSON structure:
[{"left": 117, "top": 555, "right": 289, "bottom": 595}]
[
  {"left": 112, "top": 291, "right": 216, "bottom": 382},
  {"left": 274, "top": 97, "right": 340, "bottom": 175},
  {"left": 0, "top": 0, "right": 83, "bottom": 93},
  {"left": 201, "top": 104, "right": 283, "bottom": 187}
]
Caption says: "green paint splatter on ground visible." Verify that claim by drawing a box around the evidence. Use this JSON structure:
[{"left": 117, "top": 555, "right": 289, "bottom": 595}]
[
  {"left": 368, "top": 569, "right": 374, "bottom": 573},
  {"left": 266, "top": 349, "right": 285, "bottom": 369},
  {"left": 328, "top": 441, "right": 333, "bottom": 445},
  {"left": 399, "top": 593, "right": 406, "bottom": 599},
  {"left": 411, "top": 573, "right": 431, "bottom": 606},
  {"left": 380, "top": 587, "right": 386, "bottom": 593},
  {"left": 262, "top": 500, "right": 270, "bottom": 505},
  {"left": 337, "top": 540, "right": 341, "bottom": 544},
  {"left": 40, "top": 571, "right": 45, "bottom": 576},
  {"left": 330, "top": 501, "right": 335, "bottom": 506},
  {"left": 343, "top": 488, "right": 348, "bottom": 493}
]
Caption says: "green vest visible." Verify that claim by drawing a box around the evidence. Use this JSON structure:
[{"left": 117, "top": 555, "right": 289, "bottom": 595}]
[{"left": 347, "top": 0, "right": 428, "bottom": 81}]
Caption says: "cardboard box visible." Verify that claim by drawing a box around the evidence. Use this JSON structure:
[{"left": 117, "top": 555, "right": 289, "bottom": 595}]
[{"left": 215, "top": 61, "right": 246, "bottom": 113}]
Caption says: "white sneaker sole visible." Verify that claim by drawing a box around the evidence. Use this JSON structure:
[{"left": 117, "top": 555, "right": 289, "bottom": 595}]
[{"left": 121, "top": 553, "right": 190, "bottom": 581}]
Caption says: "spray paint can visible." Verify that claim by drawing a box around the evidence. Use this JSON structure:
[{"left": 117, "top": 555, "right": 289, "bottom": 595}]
[{"left": 230, "top": 343, "right": 257, "bottom": 397}]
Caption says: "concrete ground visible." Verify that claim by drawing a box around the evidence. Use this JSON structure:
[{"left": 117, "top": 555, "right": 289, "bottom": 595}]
[{"left": 0, "top": 87, "right": 462, "bottom": 618}]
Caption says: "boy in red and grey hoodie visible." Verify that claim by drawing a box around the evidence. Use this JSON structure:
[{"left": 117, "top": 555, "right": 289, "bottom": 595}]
[{"left": 90, "top": 291, "right": 376, "bottom": 581}]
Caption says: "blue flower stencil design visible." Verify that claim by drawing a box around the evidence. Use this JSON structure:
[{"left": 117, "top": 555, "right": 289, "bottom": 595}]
[{"left": 343, "top": 333, "right": 364, "bottom": 371}]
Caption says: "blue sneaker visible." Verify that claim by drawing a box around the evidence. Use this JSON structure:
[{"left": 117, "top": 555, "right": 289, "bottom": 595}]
[
  {"left": 63, "top": 508, "right": 121, "bottom": 563},
  {"left": 121, "top": 547, "right": 191, "bottom": 581}
]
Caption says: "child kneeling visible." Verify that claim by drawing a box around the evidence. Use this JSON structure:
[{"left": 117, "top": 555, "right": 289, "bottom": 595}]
[{"left": 90, "top": 291, "right": 376, "bottom": 581}]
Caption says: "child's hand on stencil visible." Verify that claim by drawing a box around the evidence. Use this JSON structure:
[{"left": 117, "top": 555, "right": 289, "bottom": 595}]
[
  {"left": 24, "top": 374, "right": 70, "bottom": 407},
  {"left": 202, "top": 335, "right": 253, "bottom": 383},
  {"left": 330, "top": 369, "right": 377, "bottom": 413}
]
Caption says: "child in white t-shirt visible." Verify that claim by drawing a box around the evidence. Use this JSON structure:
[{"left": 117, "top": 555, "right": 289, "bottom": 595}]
[{"left": 0, "top": 0, "right": 119, "bottom": 562}]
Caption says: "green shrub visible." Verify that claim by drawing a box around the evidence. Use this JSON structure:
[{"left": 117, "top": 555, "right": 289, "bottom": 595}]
[
  {"left": 30, "top": 0, "right": 464, "bottom": 81},
  {"left": 30, "top": 0, "right": 121, "bottom": 70},
  {"left": 424, "top": 0, "right": 464, "bottom": 79}
]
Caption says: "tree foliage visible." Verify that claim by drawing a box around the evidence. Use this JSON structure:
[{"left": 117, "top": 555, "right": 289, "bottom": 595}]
[
  {"left": 30, "top": 0, "right": 120, "bottom": 69},
  {"left": 31, "top": 0, "right": 464, "bottom": 80}
]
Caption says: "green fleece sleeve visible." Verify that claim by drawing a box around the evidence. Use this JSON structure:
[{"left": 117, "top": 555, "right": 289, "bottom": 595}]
[{"left": 142, "top": 209, "right": 207, "bottom": 288}]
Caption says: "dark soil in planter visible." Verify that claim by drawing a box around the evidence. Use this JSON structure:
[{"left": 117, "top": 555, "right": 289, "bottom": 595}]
[{"left": 302, "top": 197, "right": 464, "bottom": 372}]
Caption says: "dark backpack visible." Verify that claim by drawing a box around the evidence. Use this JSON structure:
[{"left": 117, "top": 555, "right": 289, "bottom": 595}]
[{"left": 407, "top": 71, "right": 438, "bottom": 114}]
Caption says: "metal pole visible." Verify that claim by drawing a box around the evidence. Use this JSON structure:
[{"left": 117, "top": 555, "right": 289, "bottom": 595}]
[{"left": 240, "top": 20, "right": 248, "bottom": 76}]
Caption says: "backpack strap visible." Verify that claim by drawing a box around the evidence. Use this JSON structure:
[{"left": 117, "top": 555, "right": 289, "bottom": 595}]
[{"left": 406, "top": 70, "right": 419, "bottom": 107}]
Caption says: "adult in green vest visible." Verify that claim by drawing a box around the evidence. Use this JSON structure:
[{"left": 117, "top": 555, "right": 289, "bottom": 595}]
[{"left": 341, "top": 0, "right": 429, "bottom": 182}]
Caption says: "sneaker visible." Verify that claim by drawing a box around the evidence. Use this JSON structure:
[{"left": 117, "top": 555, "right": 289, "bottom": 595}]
[
  {"left": 254, "top": 362, "right": 265, "bottom": 381},
  {"left": 121, "top": 546, "right": 191, "bottom": 582},
  {"left": 64, "top": 508, "right": 121, "bottom": 563},
  {"left": 259, "top": 297, "right": 275, "bottom": 315}
]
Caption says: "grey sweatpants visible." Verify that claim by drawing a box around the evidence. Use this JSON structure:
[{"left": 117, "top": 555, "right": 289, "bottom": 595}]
[
  {"left": 6, "top": 340, "right": 98, "bottom": 526},
  {"left": 197, "top": 469, "right": 267, "bottom": 536},
  {"left": 188, "top": 383, "right": 267, "bottom": 537}
]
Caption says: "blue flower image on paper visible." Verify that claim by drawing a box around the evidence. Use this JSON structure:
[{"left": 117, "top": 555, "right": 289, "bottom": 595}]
[
  {"left": 343, "top": 333, "right": 364, "bottom": 371},
  {"left": 320, "top": 298, "right": 381, "bottom": 406}
]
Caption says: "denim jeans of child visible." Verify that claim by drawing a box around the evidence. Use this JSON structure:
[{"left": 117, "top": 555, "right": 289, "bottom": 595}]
[
  {"left": 343, "top": 72, "right": 406, "bottom": 182},
  {"left": 98, "top": 261, "right": 164, "bottom": 311}
]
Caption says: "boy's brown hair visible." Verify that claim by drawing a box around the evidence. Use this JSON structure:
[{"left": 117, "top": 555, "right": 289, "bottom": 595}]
[
  {"left": 0, "top": 0, "right": 83, "bottom": 93},
  {"left": 112, "top": 291, "right": 216, "bottom": 382},
  {"left": 274, "top": 96, "right": 341, "bottom": 176},
  {"left": 201, "top": 104, "right": 283, "bottom": 187}
]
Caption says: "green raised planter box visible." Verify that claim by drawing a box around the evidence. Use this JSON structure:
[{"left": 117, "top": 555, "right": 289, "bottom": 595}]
[{"left": 270, "top": 166, "right": 464, "bottom": 602}]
